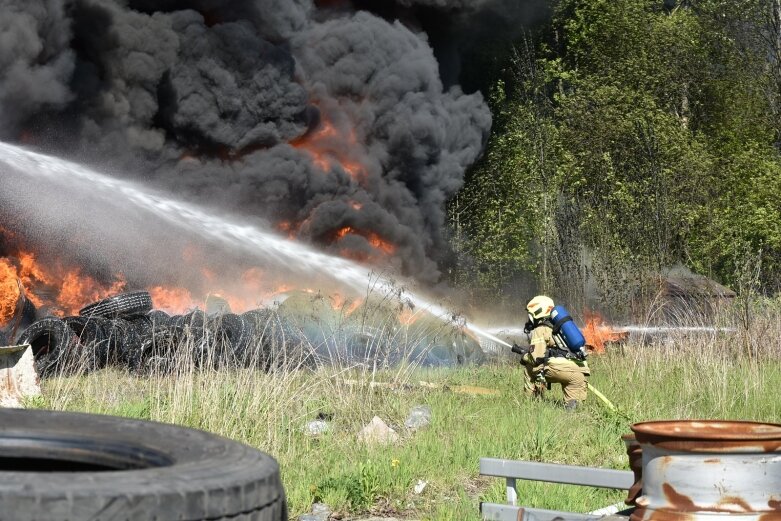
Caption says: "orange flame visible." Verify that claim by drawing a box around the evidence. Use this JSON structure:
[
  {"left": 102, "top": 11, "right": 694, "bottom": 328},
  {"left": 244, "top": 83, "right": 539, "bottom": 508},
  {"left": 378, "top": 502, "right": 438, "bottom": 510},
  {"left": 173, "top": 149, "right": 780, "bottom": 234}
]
[
  {"left": 58, "top": 271, "right": 127, "bottom": 315},
  {"left": 0, "top": 259, "right": 21, "bottom": 325},
  {"left": 582, "top": 310, "right": 629, "bottom": 354},
  {"left": 149, "top": 267, "right": 295, "bottom": 315},
  {"left": 1, "top": 227, "right": 388, "bottom": 322},
  {"left": 398, "top": 307, "right": 420, "bottom": 325},
  {"left": 4, "top": 251, "right": 128, "bottom": 316},
  {"left": 148, "top": 286, "right": 195, "bottom": 315},
  {"left": 335, "top": 226, "right": 396, "bottom": 257},
  {"left": 330, "top": 293, "right": 362, "bottom": 315},
  {"left": 292, "top": 117, "right": 366, "bottom": 181},
  {"left": 17, "top": 252, "right": 52, "bottom": 300},
  {"left": 367, "top": 232, "right": 395, "bottom": 255},
  {"left": 277, "top": 220, "right": 299, "bottom": 239}
]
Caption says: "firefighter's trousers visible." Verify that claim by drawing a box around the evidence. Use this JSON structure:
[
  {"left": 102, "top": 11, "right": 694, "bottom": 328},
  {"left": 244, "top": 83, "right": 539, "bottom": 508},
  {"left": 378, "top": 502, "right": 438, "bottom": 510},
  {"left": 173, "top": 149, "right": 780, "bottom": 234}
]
[{"left": 523, "top": 359, "right": 589, "bottom": 403}]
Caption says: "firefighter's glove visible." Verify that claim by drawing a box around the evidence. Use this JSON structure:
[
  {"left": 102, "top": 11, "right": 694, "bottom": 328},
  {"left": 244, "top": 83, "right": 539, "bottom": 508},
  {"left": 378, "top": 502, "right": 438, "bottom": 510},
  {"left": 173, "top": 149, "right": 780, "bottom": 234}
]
[
  {"left": 523, "top": 320, "right": 534, "bottom": 335},
  {"left": 534, "top": 356, "right": 549, "bottom": 366}
]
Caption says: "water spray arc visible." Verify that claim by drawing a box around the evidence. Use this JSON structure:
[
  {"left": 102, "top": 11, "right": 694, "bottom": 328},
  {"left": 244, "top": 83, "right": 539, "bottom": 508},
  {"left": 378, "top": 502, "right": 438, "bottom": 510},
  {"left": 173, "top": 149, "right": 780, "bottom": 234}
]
[{"left": 0, "top": 141, "right": 508, "bottom": 347}]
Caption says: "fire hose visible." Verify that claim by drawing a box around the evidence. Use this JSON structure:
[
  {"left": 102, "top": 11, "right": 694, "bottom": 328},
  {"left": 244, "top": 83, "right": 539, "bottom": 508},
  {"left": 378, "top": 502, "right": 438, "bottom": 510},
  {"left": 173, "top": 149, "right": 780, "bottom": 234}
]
[{"left": 586, "top": 383, "right": 616, "bottom": 411}]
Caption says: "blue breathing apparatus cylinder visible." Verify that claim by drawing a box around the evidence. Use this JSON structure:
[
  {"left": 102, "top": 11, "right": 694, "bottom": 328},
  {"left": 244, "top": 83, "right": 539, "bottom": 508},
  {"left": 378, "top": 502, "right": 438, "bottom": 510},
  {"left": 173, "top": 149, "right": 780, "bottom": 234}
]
[{"left": 549, "top": 305, "right": 587, "bottom": 358}]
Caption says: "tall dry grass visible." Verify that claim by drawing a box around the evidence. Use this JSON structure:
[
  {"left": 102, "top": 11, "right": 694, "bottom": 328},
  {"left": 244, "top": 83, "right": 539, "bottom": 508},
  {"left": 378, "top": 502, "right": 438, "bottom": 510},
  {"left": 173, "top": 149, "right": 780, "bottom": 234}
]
[
  {"left": 37, "top": 291, "right": 475, "bottom": 450},
  {"left": 31, "top": 294, "right": 781, "bottom": 520}
]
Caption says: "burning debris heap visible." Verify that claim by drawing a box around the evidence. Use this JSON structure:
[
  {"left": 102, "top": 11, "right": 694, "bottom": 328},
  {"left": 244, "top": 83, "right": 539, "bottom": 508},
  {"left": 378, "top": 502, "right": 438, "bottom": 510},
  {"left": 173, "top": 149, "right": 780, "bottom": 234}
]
[
  {"left": 0, "top": 287, "right": 485, "bottom": 378},
  {"left": 0, "top": 1, "right": 549, "bottom": 372}
]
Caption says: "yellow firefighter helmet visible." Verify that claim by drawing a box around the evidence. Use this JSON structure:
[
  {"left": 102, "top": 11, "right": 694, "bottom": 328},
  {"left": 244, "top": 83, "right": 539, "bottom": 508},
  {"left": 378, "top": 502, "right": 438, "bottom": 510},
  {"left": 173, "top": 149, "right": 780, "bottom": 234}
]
[{"left": 526, "top": 295, "right": 555, "bottom": 322}]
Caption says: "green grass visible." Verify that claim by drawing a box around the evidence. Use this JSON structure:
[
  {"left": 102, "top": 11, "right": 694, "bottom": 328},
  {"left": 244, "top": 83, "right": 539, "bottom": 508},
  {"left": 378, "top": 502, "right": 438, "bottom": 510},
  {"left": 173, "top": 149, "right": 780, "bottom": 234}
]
[{"left": 32, "top": 338, "right": 781, "bottom": 520}]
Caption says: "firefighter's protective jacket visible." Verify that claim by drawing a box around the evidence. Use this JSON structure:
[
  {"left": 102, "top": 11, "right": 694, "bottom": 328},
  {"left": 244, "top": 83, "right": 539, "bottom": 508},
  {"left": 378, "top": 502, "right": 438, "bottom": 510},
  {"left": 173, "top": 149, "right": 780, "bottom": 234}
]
[{"left": 523, "top": 325, "right": 589, "bottom": 375}]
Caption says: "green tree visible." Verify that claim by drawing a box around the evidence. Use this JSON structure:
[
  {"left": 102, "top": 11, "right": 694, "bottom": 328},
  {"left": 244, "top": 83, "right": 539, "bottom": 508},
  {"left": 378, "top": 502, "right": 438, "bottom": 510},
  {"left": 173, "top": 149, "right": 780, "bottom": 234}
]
[{"left": 450, "top": 0, "right": 781, "bottom": 309}]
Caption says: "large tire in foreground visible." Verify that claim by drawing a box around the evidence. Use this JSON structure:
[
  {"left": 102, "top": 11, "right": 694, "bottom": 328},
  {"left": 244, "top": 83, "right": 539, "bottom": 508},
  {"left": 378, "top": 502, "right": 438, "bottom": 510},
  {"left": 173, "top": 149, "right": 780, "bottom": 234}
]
[
  {"left": 0, "top": 409, "right": 287, "bottom": 521},
  {"left": 79, "top": 291, "right": 153, "bottom": 319}
]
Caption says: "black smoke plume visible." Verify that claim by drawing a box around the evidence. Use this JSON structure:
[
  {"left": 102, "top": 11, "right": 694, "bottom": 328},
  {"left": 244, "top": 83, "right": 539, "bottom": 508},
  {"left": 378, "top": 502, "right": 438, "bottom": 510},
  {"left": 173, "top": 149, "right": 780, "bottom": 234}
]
[{"left": 0, "top": 0, "right": 514, "bottom": 289}]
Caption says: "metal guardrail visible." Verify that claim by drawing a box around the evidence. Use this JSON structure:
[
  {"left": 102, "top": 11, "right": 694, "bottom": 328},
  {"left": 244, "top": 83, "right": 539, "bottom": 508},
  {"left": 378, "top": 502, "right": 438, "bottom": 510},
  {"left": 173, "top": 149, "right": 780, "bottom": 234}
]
[
  {"left": 479, "top": 458, "right": 634, "bottom": 521},
  {"left": 485, "top": 506, "right": 629, "bottom": 521}
]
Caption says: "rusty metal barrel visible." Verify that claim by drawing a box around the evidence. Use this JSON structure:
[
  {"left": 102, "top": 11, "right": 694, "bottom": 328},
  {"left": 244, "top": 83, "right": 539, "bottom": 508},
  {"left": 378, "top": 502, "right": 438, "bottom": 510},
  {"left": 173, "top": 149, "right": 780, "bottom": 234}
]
[
  {"left": 622, "top": 432, "right": 643, "bottom": 506},
  {"left": 630, "top": 420, "right": 781, "bottom": 521}
]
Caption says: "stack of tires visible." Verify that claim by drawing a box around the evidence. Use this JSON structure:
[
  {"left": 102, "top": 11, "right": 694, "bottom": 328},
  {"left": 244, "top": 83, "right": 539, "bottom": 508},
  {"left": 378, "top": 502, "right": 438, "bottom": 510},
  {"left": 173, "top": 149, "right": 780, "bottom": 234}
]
[
  {"left": 17, "top": 291, "right": 155, "bottom": 376},
  {"left": 14, "top": 291, "right": 305, "bottom": 377}
]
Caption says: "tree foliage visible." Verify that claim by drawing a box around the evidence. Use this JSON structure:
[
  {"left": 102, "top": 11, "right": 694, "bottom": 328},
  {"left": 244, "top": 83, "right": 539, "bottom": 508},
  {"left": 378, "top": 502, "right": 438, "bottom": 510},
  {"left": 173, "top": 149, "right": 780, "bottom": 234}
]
[{"left": 450, "top": 0, "right": 781, "bottom": 310}]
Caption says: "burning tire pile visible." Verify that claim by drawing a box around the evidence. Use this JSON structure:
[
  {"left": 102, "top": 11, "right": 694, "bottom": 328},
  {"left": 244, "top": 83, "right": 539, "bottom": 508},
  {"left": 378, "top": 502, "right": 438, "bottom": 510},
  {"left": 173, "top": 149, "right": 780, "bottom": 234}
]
[
  {"left": 11, "top": 291, "right": 304, "bottom": 378},
  {"left": 4, "top": 289, "right": 485, "bottom": 378}
]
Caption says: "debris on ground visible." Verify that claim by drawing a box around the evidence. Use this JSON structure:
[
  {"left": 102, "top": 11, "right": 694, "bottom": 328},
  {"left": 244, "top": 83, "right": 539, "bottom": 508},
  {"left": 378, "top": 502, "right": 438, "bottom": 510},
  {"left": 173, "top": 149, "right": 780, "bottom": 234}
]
[
  {"left": 354, "top": 516, "right": 422, "bottom": 521},
  {"left": 299, "top": 502, "right": 331, "bottom": 521},
  {"left": 404, "top": 405, "right": 432, "bottom": 431},
  {"left": 357, "top": 416, "right": 399, "bottom": 445},
  {"left": 304, "top": 419, "right": 331, "bottom": 437},
  {"left": 449, "top": 385, "right": 500, "bottom": 396},
  {"left": 343, "top": 379, "right": 499, "bottom": 396},
  {"left": 0, "top": 344, "right": 40, "bottom": 408}
]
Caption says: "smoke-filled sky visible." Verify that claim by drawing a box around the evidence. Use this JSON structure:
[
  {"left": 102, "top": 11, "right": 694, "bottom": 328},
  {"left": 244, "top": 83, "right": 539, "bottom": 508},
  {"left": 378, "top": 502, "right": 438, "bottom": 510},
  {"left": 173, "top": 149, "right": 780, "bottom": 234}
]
[{"left": 0, "top": 0, "right": 544, "bottom": 289}]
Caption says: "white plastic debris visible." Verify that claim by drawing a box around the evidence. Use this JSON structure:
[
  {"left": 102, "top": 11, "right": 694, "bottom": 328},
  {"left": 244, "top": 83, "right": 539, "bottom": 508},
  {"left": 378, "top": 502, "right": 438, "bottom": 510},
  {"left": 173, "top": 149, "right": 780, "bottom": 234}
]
[
  {"left": 413, "top": 479, "right": 428, "bottom": 494},
  {"left": 588, "top": 502, "right": 625, "bottom": 516},
  {"left": 303, "top": 420, "right": 330, "bottom": 437},
  {"left": 404, "top": 405, "right": 432, "bottom": 431},
  {"left": 357, "top": 416, "right": 399, "bottom": 445}
]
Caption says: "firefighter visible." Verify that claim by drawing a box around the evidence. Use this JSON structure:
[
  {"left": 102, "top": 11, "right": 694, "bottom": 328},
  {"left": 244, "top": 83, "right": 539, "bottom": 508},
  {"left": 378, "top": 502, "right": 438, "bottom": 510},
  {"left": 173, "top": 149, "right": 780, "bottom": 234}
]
[{"left": 520, "top": 295, "right": 589, "bottom": 411}]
